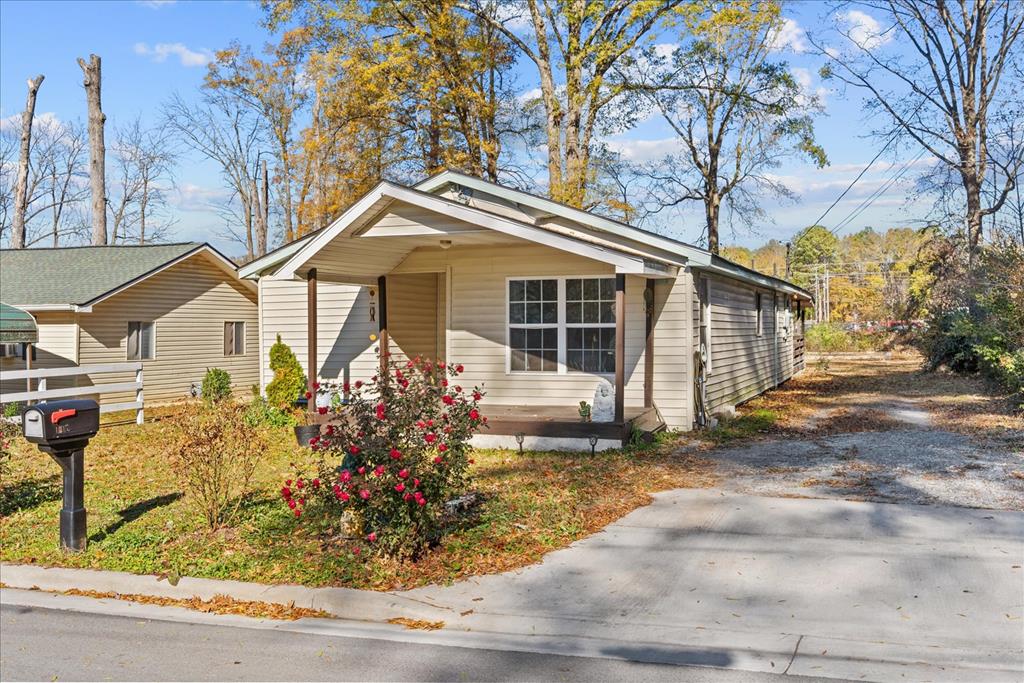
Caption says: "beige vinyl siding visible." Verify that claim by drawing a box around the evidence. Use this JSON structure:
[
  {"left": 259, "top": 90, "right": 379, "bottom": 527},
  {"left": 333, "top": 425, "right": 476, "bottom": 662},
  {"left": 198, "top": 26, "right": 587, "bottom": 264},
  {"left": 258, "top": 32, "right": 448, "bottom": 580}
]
[
  {"left": 77, "top": 254, "right": 258, "bottom": 404},
  {"left": 259, "top": 243, "right": 695, "bottom": 426},
  {"left": 259, "top": 279, "right": 379, "bottom": 389},
  {"left": 388, "top": 272, "right": 442, "bottom": 361},
  {"left": 703, "top": 274, "right": 801, "bottom": 411},
  {"left": 0, "top": 312, "right": 79, "bottom": 399}
]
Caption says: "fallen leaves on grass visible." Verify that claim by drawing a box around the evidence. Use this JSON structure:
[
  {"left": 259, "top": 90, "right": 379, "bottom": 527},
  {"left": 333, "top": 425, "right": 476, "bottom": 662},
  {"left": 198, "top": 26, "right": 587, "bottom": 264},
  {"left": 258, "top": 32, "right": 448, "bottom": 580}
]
[
  {"left": 61, "top": 588, "right": 329, "bottom": 621},
  {"left": 387, "top": 617, "right": 445, "bottom": 630}
]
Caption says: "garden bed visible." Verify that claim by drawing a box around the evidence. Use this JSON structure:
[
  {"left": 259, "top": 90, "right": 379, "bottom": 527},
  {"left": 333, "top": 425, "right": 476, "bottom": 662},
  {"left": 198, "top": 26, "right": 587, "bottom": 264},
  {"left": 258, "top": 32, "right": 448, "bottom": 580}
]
[{"left": 0, "top": 404, "right": 715, "bottom": 590}]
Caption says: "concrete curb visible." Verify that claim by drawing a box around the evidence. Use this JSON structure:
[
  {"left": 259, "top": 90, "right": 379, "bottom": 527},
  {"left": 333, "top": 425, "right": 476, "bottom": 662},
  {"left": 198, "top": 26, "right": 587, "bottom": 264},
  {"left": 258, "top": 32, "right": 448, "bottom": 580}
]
[{"left": 0, "top": 563, "right": 451, "bottom": 624}]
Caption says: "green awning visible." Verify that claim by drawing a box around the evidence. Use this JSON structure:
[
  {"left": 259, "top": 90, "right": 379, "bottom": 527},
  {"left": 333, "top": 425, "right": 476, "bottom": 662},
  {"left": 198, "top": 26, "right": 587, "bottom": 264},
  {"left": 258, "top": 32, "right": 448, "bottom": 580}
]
[{"left": 0, "top": 302, "right": 38, "bottom": 343}]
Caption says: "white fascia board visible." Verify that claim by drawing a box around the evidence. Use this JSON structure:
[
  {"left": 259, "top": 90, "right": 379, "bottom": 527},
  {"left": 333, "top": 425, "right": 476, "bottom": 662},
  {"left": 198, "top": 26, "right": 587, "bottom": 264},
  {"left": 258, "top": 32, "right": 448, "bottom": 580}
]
[
  {"left": 84, "top": 245, "right": 255, "bottom": 308},
  {"left": 13, "top": 304, "right": 87, "bottom": 313},
  {"left": 416, "top": 171, "right": 713, "bottom": 266},
  {"left": 273, "top": 182, "right": 651, "bottom": 279},
  {"left": 238, "top": 235, "right": 316, "bottom": 279},
  {"left": 695, "top": 261, "right": 812, "bottom": 299}
]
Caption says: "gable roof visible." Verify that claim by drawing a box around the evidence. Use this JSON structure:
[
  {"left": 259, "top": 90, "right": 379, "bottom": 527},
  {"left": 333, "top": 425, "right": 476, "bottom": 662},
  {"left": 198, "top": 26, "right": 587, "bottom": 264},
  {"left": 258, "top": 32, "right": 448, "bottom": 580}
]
[
  {"left": 238, "top": 170, "right": 811, "bottom": 299},
  {"left": 0, "top": 243, "right": 247, "bottom": 311}
]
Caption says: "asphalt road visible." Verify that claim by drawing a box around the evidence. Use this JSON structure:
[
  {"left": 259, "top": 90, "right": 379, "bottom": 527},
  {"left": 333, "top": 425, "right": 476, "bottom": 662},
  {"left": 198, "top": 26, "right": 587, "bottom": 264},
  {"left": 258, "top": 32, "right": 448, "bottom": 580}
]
[{"left": 0, "top": 603, "right": 828, "bottom": 682}]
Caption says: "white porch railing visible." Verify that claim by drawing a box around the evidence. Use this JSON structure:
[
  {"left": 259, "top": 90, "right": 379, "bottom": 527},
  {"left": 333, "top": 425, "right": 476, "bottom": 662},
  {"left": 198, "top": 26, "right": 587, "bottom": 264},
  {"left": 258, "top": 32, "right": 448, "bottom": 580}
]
[{"left": 0, "top": 362, "right": 144, "bottom": 424}]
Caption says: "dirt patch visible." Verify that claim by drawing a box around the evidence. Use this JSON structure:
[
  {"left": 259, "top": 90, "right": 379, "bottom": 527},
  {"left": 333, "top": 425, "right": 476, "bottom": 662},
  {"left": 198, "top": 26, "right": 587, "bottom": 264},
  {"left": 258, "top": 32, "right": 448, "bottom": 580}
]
[{"left": 690, "top": 352, "right": 1024, "bottom": 510}]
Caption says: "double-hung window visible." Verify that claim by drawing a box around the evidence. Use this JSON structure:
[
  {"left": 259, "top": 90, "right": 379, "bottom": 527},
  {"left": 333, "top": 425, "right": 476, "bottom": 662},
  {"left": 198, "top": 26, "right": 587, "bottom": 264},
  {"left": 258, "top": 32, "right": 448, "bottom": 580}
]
[
  {"left": 127, "top": 321, "right": 155, "bottom": 360},
  {"left": 565, "top": 277, "right": 616, "bottom": 373},
  {"left": 507, "top": 276, "right": 618, "bottom": 374},
  {"left": 508, "top": 279, "right": 558, "bottom": 372}
]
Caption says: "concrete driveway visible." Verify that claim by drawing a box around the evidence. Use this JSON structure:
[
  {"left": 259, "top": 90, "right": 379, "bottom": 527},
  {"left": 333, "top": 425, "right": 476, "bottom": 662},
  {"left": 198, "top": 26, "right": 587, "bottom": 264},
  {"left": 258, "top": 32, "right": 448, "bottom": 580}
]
[{"left": 399, "top": 488, "right": 1024, "bottom": 681}]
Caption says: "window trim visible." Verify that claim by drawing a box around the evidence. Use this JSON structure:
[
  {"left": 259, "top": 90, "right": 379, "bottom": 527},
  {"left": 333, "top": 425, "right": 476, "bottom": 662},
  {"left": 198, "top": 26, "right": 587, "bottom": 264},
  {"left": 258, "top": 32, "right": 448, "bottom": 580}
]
[
  {"left": 755, "top": 292, "right": 763, "bottom": 337},
  {"left": 126, "top": 321, "right": 156, "bottom": 361},
  {"left": 505, "top": 274, "right": 618, "bottom": 376},
  {"left": 224, "top": 321, "right": 246, "bottom": 356}
]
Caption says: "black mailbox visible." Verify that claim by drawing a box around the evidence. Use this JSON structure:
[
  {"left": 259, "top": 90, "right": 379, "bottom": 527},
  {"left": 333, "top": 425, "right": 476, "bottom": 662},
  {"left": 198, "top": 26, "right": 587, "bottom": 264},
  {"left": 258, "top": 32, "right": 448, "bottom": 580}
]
[
  {"left": 21, "top": 399, "right": 100, "bottom": 552},
  {"left": 22, "top": 399, "right": 100, "bottom": 451}
]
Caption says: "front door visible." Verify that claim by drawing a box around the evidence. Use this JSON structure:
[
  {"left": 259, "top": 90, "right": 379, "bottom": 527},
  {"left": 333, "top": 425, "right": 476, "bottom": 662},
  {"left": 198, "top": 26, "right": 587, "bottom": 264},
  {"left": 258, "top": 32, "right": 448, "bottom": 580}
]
[{"left": 387, "top": 272, "right": 446, "bottom": 363}]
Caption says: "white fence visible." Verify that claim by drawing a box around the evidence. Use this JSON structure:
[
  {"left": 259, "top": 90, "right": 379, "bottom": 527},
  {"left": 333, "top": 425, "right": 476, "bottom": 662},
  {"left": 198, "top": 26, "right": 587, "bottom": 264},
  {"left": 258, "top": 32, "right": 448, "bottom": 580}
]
[{"left": 1, "top": 362, "right": 144, "bottom": 424}]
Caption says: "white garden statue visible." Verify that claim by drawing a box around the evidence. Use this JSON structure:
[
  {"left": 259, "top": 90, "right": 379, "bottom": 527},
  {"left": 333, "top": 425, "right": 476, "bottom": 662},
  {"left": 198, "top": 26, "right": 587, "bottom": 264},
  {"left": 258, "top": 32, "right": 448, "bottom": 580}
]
[{"left": 592, "top": 379, "right": 616, "bottom": 422}]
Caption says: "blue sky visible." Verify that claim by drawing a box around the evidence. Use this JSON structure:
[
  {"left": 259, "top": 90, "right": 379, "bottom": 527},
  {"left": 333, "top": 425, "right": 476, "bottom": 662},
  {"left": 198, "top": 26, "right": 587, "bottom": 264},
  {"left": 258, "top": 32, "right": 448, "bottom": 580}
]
[{"left": 0, "top": 0, "right": 932, "bottom": 254}]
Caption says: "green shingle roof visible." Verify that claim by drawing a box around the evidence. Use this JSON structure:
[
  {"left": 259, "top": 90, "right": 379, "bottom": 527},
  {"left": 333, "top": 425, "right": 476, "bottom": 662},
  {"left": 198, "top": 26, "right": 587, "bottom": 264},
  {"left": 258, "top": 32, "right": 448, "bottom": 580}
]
[
  {"left": 0, "top": 302, "right": 38, "bottom": 343},
  {"left": 0, "top": 243, "right": 205, "bottom": 307}
]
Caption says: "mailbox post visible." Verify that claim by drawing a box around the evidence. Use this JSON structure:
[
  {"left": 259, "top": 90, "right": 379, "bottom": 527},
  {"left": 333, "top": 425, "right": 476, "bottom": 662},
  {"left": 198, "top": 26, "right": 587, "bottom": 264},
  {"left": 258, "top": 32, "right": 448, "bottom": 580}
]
[{"left": 22, "top": 399, "right": 99, "bottom": 552}]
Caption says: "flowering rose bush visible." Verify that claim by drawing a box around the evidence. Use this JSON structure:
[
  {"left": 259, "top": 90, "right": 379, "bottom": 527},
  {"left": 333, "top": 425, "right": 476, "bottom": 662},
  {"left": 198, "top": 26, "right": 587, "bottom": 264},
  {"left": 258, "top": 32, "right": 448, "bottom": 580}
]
[{"left": 282, "top": 357, "right": 487, "bottom": 559}]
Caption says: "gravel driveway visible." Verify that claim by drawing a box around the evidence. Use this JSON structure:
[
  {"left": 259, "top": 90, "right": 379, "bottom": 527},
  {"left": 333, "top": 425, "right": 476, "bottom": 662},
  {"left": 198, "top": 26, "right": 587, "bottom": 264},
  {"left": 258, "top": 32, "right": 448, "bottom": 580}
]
[{"left": 700, "top": 355, "right": 1024, "bottom": 510}]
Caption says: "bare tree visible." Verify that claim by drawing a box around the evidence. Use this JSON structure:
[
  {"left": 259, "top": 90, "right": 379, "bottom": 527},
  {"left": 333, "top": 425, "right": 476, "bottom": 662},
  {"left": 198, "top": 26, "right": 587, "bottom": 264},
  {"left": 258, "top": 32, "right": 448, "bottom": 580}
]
[
  {"left": 816, "top": 0, "right": 1024, "bottom": 266},
  {"left": 162, "top": 91, "right": 266, "bottom": 259},
  {"left": 634, "top": 4, "right": 827, "bottom": 253},
  {"left": 108, "top": 117, "right": 177, "bottom": 244},
  {"left": 11, "top": 75, "right": 44, "bottom": 249},
  {"left": 78, "top": 54, "right": 107, "bottom": 246}
]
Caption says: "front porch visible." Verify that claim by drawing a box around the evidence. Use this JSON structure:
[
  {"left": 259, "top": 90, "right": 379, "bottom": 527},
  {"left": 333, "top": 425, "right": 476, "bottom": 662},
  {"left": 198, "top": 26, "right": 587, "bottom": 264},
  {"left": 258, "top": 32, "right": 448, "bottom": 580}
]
[{"left": 473, "top": 404, "right": 665, "bottom": 452}]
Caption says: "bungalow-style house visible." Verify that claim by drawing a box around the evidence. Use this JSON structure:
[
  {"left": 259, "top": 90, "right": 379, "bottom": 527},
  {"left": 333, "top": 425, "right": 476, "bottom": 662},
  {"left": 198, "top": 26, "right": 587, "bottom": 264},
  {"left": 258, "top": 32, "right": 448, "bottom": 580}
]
[
  {"left": 241, "top": 171, "right": 811, "bottom": 450},
  {"left": 0, "top": 243, "right": 259, "bottom": 405}
]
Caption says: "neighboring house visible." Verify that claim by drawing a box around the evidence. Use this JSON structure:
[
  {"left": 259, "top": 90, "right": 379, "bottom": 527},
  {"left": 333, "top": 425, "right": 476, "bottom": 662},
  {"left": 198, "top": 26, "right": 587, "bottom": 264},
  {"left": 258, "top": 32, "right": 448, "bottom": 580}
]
[
  {"left": 241, "top": 170, "right": 812, "bottom": 450},
  {"left": 0, "top": 243, "right": 259, "bottom": 405}
]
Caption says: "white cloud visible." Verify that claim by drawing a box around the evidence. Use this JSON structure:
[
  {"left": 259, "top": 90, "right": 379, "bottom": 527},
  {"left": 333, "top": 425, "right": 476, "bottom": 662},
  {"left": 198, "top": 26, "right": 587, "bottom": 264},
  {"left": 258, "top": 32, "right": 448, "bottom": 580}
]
[
  {"left": 770, "top": 17, "right": 808, "bottom": 54},
  {"left": 839, "top": 10, "right": 893, "bottom": 50},
  {"left": 605, "top": 136, "right": 683, "bottom": 164},
  {"left": 790, "top": 66, "right": 829, "bottom": 107},
  {"left": 172, "top": 183, "right": 230, "bottom": 211},
  {"left": 0, "top": 111, "right": 63, "bottom": 135},
  {"left": 133, "top": 42, "right": 212, "bottom": 68}
]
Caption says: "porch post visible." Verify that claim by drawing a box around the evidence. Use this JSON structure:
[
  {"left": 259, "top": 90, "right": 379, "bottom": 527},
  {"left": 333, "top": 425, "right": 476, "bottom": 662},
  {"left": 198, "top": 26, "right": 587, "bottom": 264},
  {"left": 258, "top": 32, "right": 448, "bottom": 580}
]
[
  {"left": 306, "top": 268, "right": 317, "bottom": 401},
  {"left": 644, "top": 279, "right": 655, "bottom": 409},
  {"left": 615, "top": 274, "right": 625, "bottom": 423},
  {"left": 378, "top": 275, "right": 389, "bottom": 372}
]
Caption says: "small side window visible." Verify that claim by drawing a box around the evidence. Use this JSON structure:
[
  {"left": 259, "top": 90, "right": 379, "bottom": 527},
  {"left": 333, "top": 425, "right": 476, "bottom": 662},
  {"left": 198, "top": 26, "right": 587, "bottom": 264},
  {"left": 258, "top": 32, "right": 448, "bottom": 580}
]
[
  {"left": 127, "top": 322, "right": 155, "bottom": 360},
  {"left": 756, "top": 293, "right": 763, "bottom": 337},
  {"left": 224, "top": 321, "right": 245, "bottom": 356}
]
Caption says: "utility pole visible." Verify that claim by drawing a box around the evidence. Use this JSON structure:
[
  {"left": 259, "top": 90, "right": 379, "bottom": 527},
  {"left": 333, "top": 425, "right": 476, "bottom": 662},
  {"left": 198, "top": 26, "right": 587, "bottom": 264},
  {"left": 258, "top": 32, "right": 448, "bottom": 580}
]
[
  {"left": 824, "top": 263, "right": 831, "bottom": 323},
  {"left": 785, "top": 242, "right": 791, "bottom": 279}
]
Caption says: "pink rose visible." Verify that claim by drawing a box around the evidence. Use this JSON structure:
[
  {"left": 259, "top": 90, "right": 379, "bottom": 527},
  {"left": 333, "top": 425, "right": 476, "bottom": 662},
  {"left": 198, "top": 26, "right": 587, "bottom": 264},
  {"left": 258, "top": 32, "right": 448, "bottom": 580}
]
[
  {"left": 340, "top": 470, "right": 352, "bottom": 482},
  {"left": 395, "top": 483, "right": 405, "bottom": 493},
  {"left": 390, "top": 448, "right": 402, "bottom": 460},
  {"left": 398, "top": 469, "right": 409, "bottom": 479},
  {"left": 359, "top": 489, "right": 371, "bottom": 500},
  {"left": 367, "top": 532, "right": 377, "bottom": 542}
]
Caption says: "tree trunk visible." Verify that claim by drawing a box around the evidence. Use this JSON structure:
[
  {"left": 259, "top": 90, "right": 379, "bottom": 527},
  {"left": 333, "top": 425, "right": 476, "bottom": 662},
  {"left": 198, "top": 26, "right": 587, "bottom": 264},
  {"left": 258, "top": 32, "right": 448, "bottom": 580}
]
[
  {"left": 706, "top": 194, "right": 721, "bottom": 255},
  {"left": 78, "top": 55, "right": 107, "bottom": 246},
  {"left": 251, "top": 173, "right": 264, "bottom": 262},
  {"left": 12, "top": 75, "right": 44, "bottom": 249},
  {"left": 259, "top": 158, "right": 269, "bottom": 256}
]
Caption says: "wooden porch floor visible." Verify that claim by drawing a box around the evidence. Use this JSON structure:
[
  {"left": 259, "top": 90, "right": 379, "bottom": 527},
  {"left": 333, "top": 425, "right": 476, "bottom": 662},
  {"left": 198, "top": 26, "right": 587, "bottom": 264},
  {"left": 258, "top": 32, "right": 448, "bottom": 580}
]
[{"left": 482, "top": 405, "right": 664, "bottom": 443}]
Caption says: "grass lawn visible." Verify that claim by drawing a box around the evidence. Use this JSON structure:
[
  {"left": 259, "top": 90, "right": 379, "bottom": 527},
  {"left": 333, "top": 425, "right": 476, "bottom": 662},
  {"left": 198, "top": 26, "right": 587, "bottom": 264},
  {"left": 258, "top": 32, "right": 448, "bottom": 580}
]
[{"left": 1, "top": 405, "right": 715, "bottom": 591}]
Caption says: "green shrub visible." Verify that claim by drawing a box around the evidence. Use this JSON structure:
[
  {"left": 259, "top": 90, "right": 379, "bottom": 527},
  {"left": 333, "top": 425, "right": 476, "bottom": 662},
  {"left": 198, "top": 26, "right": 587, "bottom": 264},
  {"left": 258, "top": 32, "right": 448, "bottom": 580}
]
[
  {"left": 0, "top": 419, "right": 19, "bottom": 478},
  {"left": 243, "top": 396, "right": 297, "bottom": 428},
  {"left": 806, "top": 323, "right": 854, "bottom": 352},
  {"left": 201, "top": 368, "right": 232, "bottom": 403},
  {"left": 266, "top": 334, "right": 306, "bottom": 409},
  {"left": 2, "top": 402, "right": 22, "bottom": 419}
]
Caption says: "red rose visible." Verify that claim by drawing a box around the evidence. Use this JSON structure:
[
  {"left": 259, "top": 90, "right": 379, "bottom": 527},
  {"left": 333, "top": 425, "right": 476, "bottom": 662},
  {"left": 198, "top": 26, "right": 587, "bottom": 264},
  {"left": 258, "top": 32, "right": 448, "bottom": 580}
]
[
  {"left": 343, "top": 382, "right": 351, "bottom": 392},
  {"left": 438, "top": 443, "right": 448, "bottom": 452},
  {"left": 354, "top": 381, "right": 363, "bottom": 389},
  {"left": 394, "top": 483, "right": 405, "bottom": 493},
  {"left": 413, "top": 478, "right": 420, "bottom": 488},
  {"left": 340, "top": 470, "right": 352, "bottom": 482},
  {"left": 374, "top": 465, "right": 385, "bottom": 477},
  {"left": 339, "top": 491, "right": 350, "bottom": 502},
  {"left": 312, "top": 478, "right": 321, "bottom": 488},
  {"left": 325, "top": 425, "right": 335, "bottom": 435},
  {"left": 375, "top": 403, "right": 386, "bottom": 419},
  {"left": 286, "top": 479, "right": 292, "bottom": 486},
  {"left": 433, "top": 456, "right": 443, "bottom": 464},
  {"left": 455, "top": 364, "right": 464, "bottom": 373},
  {"left": 281, "top": 486, "right": 292, "bottom": 499},
  {"left": 398, "top": 469, "right": 409, "bottom": 478},
  {"left": 359, "top": 489, "right": 371, "bottom": 500},
  {"left": 296, "top": 479, "right": 304, "bottom": 489},
  {"left": 294, "top": 509, "right": 302, "bottom": 518},
  {"left": 442, "top": 395, "right": 454, "bottom": 405},
  {"left": 313, "top": 382, "right": 321, "bottom": 389},
  {"left": 417, "top": 498, "right": 427, "bottom": 506},
  {"left": 473, "top": 391, "right": 482, "bottom": 401},
  {"left": 357, "top": 466, "right": 366, "bottom": 474},
  {"left": 304, "top": 391, "right": 312, "bottom": 399},
  {"left": 317, "top": 406, "right": 328, "bottom": 415},
  {"left": 438, "top": 362, "right": 446, "bottom": 369},
  {"left": 441, "top": 379, "right": 449, "bottom": 387},
  {"left": 404, "top": 493, "right": 413, "bottom": 501},
  {"left": 288, "top": 499, "right": 297, "bottom": 509},
  {"left": 350, "top": 445, "right": 361, "bottom": 455},
  {"left": 367, "top": 532, "right": 377, "bottom": 542},
  {"left": 427, "top": 419, "right": 434, "bottom": 427},
  {"left": 425, "top": 433, "right": 437, "bottom": 444},
  {"left": 390, "top": 448, "right": 402, "bottom": 460},
  {"left": 469, "top": 409, "right": 480, "bottom": 420},
  {"left": 454, "top": 386, "right": 462, "bottom": 393}
]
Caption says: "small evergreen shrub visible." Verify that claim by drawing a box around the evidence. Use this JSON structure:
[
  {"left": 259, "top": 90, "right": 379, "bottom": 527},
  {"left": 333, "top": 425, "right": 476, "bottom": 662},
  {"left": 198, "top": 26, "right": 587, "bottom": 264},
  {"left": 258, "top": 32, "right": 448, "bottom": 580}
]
[
  {"left": 201, "top": 368, "right": 232, "bottom": 403},
  {"left": 266, "top": 334, "right": 306, "bottom": 409},
  {"left": 243, "top": 396, "right": 297, "bottom": 428}
]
